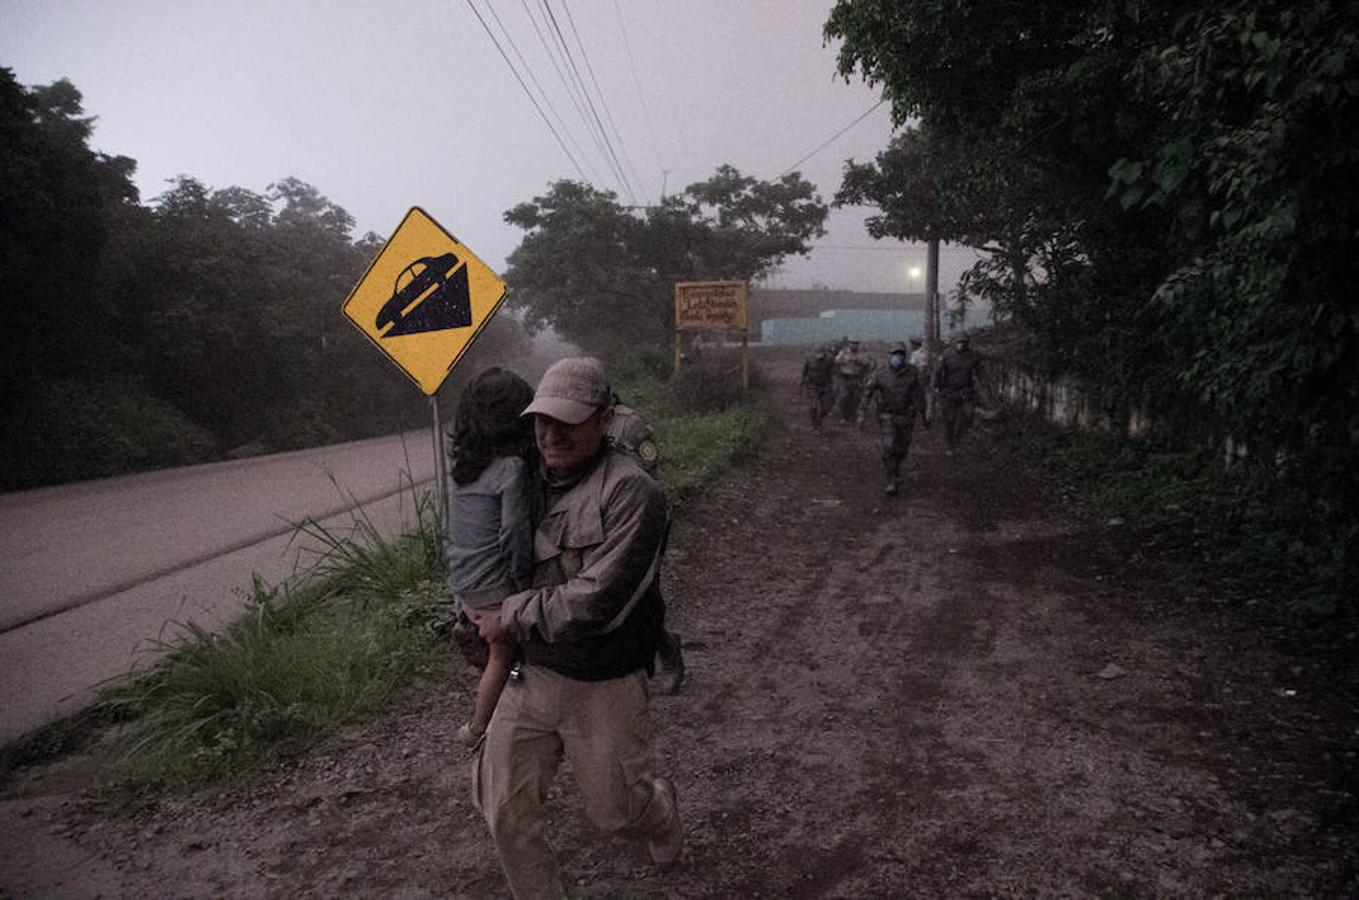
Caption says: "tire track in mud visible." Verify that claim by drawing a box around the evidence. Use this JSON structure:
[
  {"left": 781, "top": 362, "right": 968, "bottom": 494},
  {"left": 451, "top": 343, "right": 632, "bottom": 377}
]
[
  {"left": 654, "top": 352, "right": 996, "bottom": 896},
  {"left": 632, "top": 348, "right": 1357, "bottom": 897}
]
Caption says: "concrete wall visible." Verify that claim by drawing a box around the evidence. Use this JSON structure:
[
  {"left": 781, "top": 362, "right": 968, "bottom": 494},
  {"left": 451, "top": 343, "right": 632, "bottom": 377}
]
[{"left": 984, "top": 357, "right": 1150, "bottom": 438}]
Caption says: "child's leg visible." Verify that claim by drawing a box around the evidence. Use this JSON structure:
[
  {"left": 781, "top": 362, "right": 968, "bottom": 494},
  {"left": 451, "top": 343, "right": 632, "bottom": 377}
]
[{"left": 472, "top": 638, "right": 514, "bottom": 733}]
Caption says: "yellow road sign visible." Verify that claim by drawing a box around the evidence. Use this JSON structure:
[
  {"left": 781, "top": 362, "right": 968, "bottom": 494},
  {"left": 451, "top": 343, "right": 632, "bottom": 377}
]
[{"left": 341, "top": 207, "right": 507, "bottom": 395}]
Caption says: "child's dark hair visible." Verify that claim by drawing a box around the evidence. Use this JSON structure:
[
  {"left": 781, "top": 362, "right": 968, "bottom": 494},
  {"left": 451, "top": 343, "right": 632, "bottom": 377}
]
[{"left": 449, "top": 367, "right": 535, "bottom": 485}]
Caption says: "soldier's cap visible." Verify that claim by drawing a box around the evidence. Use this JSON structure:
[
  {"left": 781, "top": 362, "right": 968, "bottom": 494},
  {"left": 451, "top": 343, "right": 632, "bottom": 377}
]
[
  {"left": 909, "top": 336, "right": 923, "bottom": 345},
  {"left": 522, "top": 356, "right": 612, "bottom": 425},
  {"left": 890, "top": 342, "right": 908, "bottom": 354}
]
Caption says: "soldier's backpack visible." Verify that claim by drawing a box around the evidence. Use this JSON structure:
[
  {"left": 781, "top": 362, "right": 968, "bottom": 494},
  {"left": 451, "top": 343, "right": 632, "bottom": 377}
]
[
  {"left": 608, "top": 401, "right": 661, "bottom": 475},
  {"left": 607, "top": 398, "right": 684, "bottom": 691}
]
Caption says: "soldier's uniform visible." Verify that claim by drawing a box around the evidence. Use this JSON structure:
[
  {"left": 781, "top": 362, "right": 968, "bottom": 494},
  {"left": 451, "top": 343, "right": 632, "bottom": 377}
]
[
  {"left": 832, "top": 341, "right": 872, "bottom": 424},
  {"left": 800, "top": 347, "right": 836, "bottom": 432},
  {"left": 864, "top": 344, "right": 929, "bottom": 494},
  {"left": 934, "top": 338, "right": 981, "bottom": 453}
]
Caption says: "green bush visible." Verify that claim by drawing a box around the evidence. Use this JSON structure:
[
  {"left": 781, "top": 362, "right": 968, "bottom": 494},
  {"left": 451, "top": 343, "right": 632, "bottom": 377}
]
[
  {"left": 259, "top": 395, "right": 344, "bottom": 453},
  {"left": 618, "top": 359, "right": 770, "bottom": 504},
  {"left": 0, "top": 378, "right": 214, "bottom": 490},
  {"left": 97, "top": 586, "right": 421, "bottom": 782},
  {"left": 667, "top": 367, "right": 738, "bottom": 412},
  {"left": 610, "top": 346, "right": 673, "bottom": 384},
  {"left": 1010, "top": 422, "right": 1356, "bottom": 621},
  {"left": 655, "top": 404, "right": 767, "bottom": 504}
]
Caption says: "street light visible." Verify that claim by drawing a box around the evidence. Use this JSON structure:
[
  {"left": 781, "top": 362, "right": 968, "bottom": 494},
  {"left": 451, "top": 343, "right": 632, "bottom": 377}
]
[{"left": 907, "top": 265, "right": 924, "bottom": 337}]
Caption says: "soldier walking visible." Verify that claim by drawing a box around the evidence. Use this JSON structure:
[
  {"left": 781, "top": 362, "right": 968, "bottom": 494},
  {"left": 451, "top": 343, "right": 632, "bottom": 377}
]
[
  {"left": 908, "top": 336, "right": 928, "bottom": 370},
  {"left": 934, "top": 334, "right": 981, "bottom": 455},
  {"left": 909, "top": 335, "right": 933, "bottom": 420},
  {"left": 800, "top": 344, "right": 836, "bottom": 432},
  {"left": 863, "top": 343, "right": 929, "bottom": 495},
  {"left": 832, "top": 338, "right": 872, "bottom": 425}
]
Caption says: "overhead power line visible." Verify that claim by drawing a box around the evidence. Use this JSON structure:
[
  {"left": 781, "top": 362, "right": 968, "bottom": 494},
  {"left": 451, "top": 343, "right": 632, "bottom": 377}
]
[
  {"left": 482, "top": 0, "right": 603, "bottom": 185},
  {"left": 613, "top": 0, "right": 663, "bottom": 203},
  {"left": 522, "top": 0, "right": 614, "bottom": 184},
  {"left": 541, "top": 0, "right": 640, "bottom": 204},
  {"left": 562, "top": 0, "right": 648, "bottom": 205},
  {"left": 778, "top": 99, "right": 888, "bottom": 178},
  {"left": 464, "top": 0, "right": 589, "bottom": 182},
  {"left": 522, "top": 0, "right": 631, "bottom": 199}
]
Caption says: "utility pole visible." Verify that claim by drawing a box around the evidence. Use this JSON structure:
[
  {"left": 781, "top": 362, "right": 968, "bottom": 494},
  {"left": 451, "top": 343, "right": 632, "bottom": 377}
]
[{"left": 925, "top": 239, "right": 941, "bottom": 359}]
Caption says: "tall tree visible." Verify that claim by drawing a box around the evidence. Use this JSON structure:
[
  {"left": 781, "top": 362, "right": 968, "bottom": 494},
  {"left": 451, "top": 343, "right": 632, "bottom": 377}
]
[
  {"left": 828, "top": 1, "right": 1202, "bottom": 404},
  {"left": 827, "top": 0, "right": 1359, "bottom": 607},
  {"left": 1107, "top": 1, "right": 1359, "bottom": 471},
  {"left": 0, "top": 70, "right": 140, "bottom": 394},
  {"left": 0, "top": 68, "right": 534, "bottom": 489},
  {"left": 503, "top": 166, "right": 827, "bottom": 354}
]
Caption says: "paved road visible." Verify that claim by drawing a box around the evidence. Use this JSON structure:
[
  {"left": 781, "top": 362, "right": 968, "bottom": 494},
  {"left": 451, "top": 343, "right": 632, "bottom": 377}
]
[{"left": 0, "top": 431, "right": 439, "bottom": 745}]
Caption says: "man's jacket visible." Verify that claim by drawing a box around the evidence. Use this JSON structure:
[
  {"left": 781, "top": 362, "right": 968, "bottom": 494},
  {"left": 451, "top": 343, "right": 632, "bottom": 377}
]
[
  {"left": 935, "top": 350, "right": 980, "bottom": 399},
  {"left": 866, "top": 364, "right": 927, "bottom": 420},
  {"left": 801, "top": 353, "right": 834, "bottom": 389},
  {"left": 502, "top": 449, "right": 666, "bottom": 681},
  {"left": 834, "top": 348, "right": 872, "bottom": 380}
]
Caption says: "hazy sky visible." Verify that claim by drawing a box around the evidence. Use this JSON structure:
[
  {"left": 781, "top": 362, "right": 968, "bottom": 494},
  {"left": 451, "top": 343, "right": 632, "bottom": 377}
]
[{"left": 2, "top": 0, "right": 981, "bottom": 293}]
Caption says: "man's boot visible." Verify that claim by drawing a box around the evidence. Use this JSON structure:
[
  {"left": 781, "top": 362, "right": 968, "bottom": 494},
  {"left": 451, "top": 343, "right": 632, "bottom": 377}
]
[{"left": 655, "top": 631, "right": 685, "bottom": 695}]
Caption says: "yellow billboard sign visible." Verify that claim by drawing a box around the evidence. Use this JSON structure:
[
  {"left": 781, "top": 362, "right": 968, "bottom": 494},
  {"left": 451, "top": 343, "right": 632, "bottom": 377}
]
[
  {"left": 675, "top": 280, "right": 747, "bottom": 332},
  {"left": 341, "top": 207, "right": 507, "bottom": 395}
]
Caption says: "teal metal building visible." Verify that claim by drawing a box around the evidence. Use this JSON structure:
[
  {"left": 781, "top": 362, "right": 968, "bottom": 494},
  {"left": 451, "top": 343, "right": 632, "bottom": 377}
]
[{"left": 760, "top": 309, "right": 985, "bottom": 345}]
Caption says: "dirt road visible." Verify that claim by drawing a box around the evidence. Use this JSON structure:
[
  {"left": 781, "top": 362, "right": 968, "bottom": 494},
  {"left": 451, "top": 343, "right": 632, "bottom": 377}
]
[{"left": 3, "top": 348, "right": 1355, "bottom": 896}]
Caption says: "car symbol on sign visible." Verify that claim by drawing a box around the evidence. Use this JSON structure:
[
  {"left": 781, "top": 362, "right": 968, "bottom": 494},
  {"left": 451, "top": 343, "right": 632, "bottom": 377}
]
[{"left": 375, "top": 252, "right": 473, "bottom": 337}]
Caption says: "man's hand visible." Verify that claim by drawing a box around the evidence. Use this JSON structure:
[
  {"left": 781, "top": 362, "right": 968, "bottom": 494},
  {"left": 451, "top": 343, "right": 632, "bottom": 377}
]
[{"left": 471, "top": 608, "right": 505, "bottom": 643}]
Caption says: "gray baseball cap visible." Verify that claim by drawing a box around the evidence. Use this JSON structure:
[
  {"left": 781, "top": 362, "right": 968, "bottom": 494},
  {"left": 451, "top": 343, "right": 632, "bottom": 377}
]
[{"left": 522, "top": 356, "right": 612, "bottom": 424}]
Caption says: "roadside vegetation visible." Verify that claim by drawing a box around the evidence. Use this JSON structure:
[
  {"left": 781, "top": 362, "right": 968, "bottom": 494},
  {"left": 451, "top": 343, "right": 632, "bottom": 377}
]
[
  {"left": 827, "top": 0, "right": 1358, "bottom": 622},
  {"left": 0, "top": 67, "right": 806, "bottom": 493},
  {"left": 613, "top": 349, "right": 769, "bottom": 506},
  {"left": 6, "top": 362, "right": 767, "bottom": 787},
  {"left": 1006, "top": 419, "right": 1356, "bottom": 623}
]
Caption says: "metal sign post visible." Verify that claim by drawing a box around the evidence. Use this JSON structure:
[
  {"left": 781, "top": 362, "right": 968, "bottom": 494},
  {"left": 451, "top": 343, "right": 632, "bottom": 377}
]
[
  {"left": 674, "top": 280, "right": 750, "bottom": 386},
  {"left": 431, "top": 395, "right": 449, "bottom": 531}
]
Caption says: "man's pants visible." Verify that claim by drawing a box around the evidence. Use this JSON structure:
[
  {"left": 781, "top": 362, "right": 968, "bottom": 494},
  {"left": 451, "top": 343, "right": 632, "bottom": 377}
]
[
  {"left": 835, "top": 377, "right": 861, "bottom": 422},
  {"left": 878, "top": 415, "right": 917, "bottom": 482},
  {"left": 940, "top": 395, "right": 974, "bottom": 449},
  {"left": 472, "top": 664, "right": 677, "bottom": 899},
  {"left": 807, "top": 386, "right": 833, "bottom": 429}
]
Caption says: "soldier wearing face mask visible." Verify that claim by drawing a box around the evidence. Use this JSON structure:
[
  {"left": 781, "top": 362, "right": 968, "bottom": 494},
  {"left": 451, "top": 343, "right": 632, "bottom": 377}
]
[{"left": 863, "top": 342, "right": 930, "bottom": 495}]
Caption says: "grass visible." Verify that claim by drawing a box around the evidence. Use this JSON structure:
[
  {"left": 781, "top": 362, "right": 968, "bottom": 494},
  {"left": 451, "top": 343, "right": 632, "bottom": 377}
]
[
  {"left": 615, "top": 348, "right": 771, "bottom": 505},
  {"left": 8, "top": 356, "right": 770, "bottom": 787},
  {"left": 654, "top": 403, "right": 768, "bottom": 503},
  {"left": 85, "top": 479, "right": 454, "bottom": 785}
]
